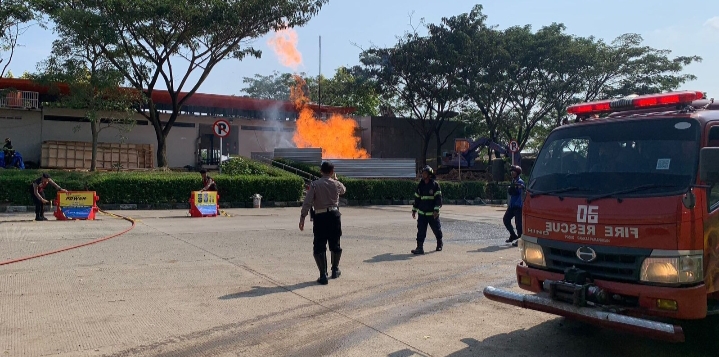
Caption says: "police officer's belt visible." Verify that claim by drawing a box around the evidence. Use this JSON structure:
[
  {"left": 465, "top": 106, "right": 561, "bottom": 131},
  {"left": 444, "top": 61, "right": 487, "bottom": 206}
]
[{"left": 315, "top": 206, "right": 339, "bottom": 214}]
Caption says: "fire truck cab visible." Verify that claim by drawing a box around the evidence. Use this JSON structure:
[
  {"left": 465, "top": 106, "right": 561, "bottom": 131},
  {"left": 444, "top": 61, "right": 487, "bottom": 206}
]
[{"left": 483, "top": 91, "right": 719, "bottom": 343}]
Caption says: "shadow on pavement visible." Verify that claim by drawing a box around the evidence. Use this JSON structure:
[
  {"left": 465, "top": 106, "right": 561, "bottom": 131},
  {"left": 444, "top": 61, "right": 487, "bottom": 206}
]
[
  {"left": 364, "top": 252, "right": 437, "bottom": 263},
  {"left": 218, "top": 281, "right": 317, "bottom": 299},
  {"left": 469, "top": 245, "right": 515, "bottom": 253},
  {"left": 388, "top": 318, "right": 714, "bottom": 357}
]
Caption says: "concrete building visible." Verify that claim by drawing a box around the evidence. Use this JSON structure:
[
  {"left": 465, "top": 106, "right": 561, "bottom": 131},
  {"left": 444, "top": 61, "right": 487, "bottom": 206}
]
[
  {"left": 0, "top": 78, "right": 466, "bottom": 169},
  {"left": 0, "top": 78, "right": 353, "bottom": 168}
]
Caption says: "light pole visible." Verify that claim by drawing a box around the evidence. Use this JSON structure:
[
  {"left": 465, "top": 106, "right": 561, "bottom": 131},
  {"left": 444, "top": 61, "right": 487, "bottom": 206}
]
[{"left": 437, "top": 110, "right": 459, "bottom": 179}]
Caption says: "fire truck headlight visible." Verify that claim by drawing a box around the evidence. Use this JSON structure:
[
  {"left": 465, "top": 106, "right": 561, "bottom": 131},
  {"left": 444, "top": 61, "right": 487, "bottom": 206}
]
[
  {"left": 519, "top": 239, "right": 546, "bottom": 267},
  {"left": 640, "top": 255, "right": 703, "bottom": 284}
]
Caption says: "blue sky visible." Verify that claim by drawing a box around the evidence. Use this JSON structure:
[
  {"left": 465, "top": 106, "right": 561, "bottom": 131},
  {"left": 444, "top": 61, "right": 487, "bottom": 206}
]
[{"left": 7, "top": 0, "right": 719, "bottom": 100}]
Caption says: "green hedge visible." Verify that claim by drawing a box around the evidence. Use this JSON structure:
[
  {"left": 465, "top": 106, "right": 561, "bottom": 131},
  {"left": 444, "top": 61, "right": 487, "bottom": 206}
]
[
  {"left": 221, "top": 157, "right": 290, "bottom": 176},
  {"left": 0, "top": 169, "right": 508, "bottom": 205},
  {"left": 0, "top": 170, "right": 303, "bottom": 205},
  {"left": 341, "top": 179, "right": 507, "bottom": 201}
]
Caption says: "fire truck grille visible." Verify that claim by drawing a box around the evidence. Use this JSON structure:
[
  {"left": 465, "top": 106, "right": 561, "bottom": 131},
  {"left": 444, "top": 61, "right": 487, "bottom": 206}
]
[{"left": 540, "top": 241, "right": 650, "bottom": 282}]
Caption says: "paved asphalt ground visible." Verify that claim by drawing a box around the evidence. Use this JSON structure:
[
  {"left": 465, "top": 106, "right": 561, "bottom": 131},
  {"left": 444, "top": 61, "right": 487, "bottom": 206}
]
[{"left": 0, "top": 205, "right": 715, "bottom": 356}]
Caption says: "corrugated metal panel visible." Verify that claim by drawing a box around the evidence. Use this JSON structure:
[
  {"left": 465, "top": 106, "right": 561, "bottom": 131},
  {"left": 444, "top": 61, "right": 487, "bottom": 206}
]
[
  {"left": 329, "top": 159, "right": 417, "bottom": 178},
  {"left": 273, "top": 148, "right": 322, "bottom": 165},
  {"left": 251, "top": 152, "right": 274, "bottom": 161}
]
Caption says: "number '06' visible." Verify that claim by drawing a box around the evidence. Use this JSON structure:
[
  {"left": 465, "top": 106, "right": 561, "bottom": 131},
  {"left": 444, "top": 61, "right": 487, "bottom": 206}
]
[{"left": 577, "top": 205, "right": 598, "bottom": 224}]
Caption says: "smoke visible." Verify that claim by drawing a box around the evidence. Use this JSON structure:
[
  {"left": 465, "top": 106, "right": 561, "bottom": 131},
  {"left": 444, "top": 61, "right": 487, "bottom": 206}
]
[{"left": 257, "top": 102, "right": 296, "bottom": 151}]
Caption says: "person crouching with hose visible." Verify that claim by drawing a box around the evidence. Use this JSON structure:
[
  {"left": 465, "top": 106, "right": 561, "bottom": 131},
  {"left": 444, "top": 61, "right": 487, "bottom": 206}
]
[{"left": 31, "top": 173, "right": 67, "bottom": 221}]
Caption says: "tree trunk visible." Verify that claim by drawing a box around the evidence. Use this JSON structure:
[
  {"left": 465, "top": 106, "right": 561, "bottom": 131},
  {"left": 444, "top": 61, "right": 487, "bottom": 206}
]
[
  {"left": 149, "top": 107, "right": 168, "bottom": 168},
  {"left": 488, "top": 128, "right": 497, "bottom": 159},
  {"left": 156, "top": 133, "right": 167, "bottom": 169},
  {"left": 90, "top": 120, "right": 99, "bottom": 172},
  {"left": 419, "top": 134, "right": 431, "bottom": 167}
]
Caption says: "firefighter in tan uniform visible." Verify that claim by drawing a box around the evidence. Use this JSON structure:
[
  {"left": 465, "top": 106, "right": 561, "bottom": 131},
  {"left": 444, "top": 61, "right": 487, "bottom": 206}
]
[{"left": 299, "top": 161, "right": 346, "bottom": 285}]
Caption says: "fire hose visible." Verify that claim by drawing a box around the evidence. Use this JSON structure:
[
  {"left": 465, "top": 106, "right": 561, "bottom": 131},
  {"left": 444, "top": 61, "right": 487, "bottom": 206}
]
[{"left": 0, "top": 210, "right": 135, "bottom": 266}]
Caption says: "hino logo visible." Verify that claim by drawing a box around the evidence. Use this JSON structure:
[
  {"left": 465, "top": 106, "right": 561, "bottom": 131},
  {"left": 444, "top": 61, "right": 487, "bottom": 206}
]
[{"left": 576, "top": 247, "right": 597, "bottom": 262}]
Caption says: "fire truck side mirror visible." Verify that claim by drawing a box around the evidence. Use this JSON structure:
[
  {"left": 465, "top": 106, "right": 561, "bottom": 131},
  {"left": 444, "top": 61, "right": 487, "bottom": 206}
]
[{"left": 700, "top": 148, "right": 719, "bottom": 183}]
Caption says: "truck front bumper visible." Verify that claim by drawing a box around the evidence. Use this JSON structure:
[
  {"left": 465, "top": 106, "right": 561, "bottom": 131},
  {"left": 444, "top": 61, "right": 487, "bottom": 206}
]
[{"left": 483, "top": 286, "right": 685, "bottom": 342}]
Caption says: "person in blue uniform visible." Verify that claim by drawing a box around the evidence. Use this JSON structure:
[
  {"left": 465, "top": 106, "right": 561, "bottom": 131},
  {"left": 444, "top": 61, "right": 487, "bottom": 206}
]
[{"left": 505, "top": 165, "right": 525, "bottom": 247}]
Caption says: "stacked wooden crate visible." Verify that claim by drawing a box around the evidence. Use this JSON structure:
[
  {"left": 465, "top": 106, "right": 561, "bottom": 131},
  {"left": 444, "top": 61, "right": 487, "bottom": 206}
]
[{"left": 41, "top": 141, "right": 154, "bottom": 169}]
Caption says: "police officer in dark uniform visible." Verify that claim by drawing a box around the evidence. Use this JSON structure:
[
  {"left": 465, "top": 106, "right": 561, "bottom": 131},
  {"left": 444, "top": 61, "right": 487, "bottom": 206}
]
[
  {"left": 299, "top": 161, "right": 346, "bottom": 285},
  {"left": 411, "top": 165, "right": 443, "bottom": 254},
  {"left": 505, "top": 165, "right": 525, "bottom": 246},
  {"left": 31, "top": 173, "right": 67, "bottom": 221}
]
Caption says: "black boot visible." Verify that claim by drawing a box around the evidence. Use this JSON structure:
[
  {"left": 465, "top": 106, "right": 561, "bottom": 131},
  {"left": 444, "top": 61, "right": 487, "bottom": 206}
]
[
  {"left": 411, "top": 243, "right": 425, "bottom": 255},
  {"left": 436, "top": 239, "right": 443, "bottom": 251},
  {"left": 313, "top": 252, "right": 328, "bottom": 285},
  {"left": 331, "top": 251, "right": 342, "bottom": 279}
]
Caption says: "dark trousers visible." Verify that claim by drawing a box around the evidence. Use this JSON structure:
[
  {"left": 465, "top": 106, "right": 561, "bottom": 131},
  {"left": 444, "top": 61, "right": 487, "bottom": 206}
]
[
  {"left": 417, "top": 214, "right": 442, "bottom": 245},
  {"left": 313, "top": 210, "right": 342, "bottom": 254},
  {"left": 31, "top": 192, "right": 45, "bottom": 219},
  {"left": 504, "top": 206, "right": 523, "bottom": 238}
]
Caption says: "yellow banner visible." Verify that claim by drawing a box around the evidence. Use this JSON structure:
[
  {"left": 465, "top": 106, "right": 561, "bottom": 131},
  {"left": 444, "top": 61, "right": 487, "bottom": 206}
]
[
  {"left": 58, "top": 192, "right": 95, "bottom": 207},
  {"left": 194, "top": 191, "right": 217, "bottom": 206}
]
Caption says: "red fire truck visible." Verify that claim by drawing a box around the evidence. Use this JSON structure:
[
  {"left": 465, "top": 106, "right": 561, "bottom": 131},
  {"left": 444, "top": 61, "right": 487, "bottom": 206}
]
[{"left": 483, "top": 90, "right": 719, "bottom": 343}]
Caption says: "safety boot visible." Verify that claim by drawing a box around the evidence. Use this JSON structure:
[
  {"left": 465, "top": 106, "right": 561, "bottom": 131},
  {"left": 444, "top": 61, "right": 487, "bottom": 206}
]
[
  {"left": 330, "top": 251, "right": 342, "bottom": 279},
  {"left": 436, "top": 239, "right": 443, "bottom": 251},
  {"left": 411, "top": 245, "right": 425, "bottom": 255},
  {"left": 313, "top": 252, "right": 328, "bottom": 285}
]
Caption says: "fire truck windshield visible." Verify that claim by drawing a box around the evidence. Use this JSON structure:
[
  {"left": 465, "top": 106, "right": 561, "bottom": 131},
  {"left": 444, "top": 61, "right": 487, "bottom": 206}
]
[{"left": 529, "top": 118, "right": 700, "bottom": 198}]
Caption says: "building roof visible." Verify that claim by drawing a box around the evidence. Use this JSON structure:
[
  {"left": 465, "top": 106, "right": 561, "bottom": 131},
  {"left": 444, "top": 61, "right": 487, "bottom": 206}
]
[{"left": 0, "top": 78, "right": 355, "bottom": 115}]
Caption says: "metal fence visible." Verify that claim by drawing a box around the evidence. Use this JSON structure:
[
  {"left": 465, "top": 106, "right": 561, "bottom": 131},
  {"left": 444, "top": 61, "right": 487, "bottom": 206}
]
[
  {"left": 0, "top": 90, "right": 39, "bottom": 109},
  {"left": 329, "top": 159, "right": 417, "bottom": 179},
  {"left": 273, "top": 148, "right": 322, "bottom": 165}
]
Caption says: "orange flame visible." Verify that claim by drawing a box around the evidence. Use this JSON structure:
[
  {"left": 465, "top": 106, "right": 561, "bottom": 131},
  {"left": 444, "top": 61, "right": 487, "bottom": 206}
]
[
  {"left": 268, "top": 28, "right": 302, "bottom": 69},
  {"left": 290, "top": 76, "right": 369, "bottom": 159},
  {"left": 290, "top": 75, "right": 309, "bottom": 109}
]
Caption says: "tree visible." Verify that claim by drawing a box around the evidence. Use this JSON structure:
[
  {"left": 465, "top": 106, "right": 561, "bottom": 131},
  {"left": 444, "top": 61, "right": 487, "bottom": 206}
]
[
  {"left": 360, "top": 20, "right": 464, "bottom": 166},
  {"left": 532, "top": 33, "right": 702, "bottom": 150},
  {"left": 305, "top": 66, "right": 380, "bottom": 116},
  {"left": 577, "top": 33, "right": 702, "bottom": 102},
  {"left": 447, "top": 5, "right": 702, "bottom": 154},
  {"left": 445, "top": 5, "right": 513, "bottom": 159},
  {"left": 40, "top": 0, "right": 328, "bottom": 168},
  {"left": 240, "top": 67, "right": 380, "bottom": 116},
  {"left": 33, "top": 36, "right": 144, "bottom": 171},
  {"left": 1, "top": 0, "right": 38, "bottom": 77},
  {"left": 240, "top": 71, "right": 300, "bottom": 101}
]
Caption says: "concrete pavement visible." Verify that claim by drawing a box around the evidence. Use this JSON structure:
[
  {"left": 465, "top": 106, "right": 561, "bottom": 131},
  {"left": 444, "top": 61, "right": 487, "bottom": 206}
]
[{"left": 0, "top": 205, "right": 714, "bottom": 356}]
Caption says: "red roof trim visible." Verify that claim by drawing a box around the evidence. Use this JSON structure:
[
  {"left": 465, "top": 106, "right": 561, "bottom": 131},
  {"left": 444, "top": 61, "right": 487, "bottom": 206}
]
[{"left": 0, "top": 78, "right": 355, "bottom": 114}]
